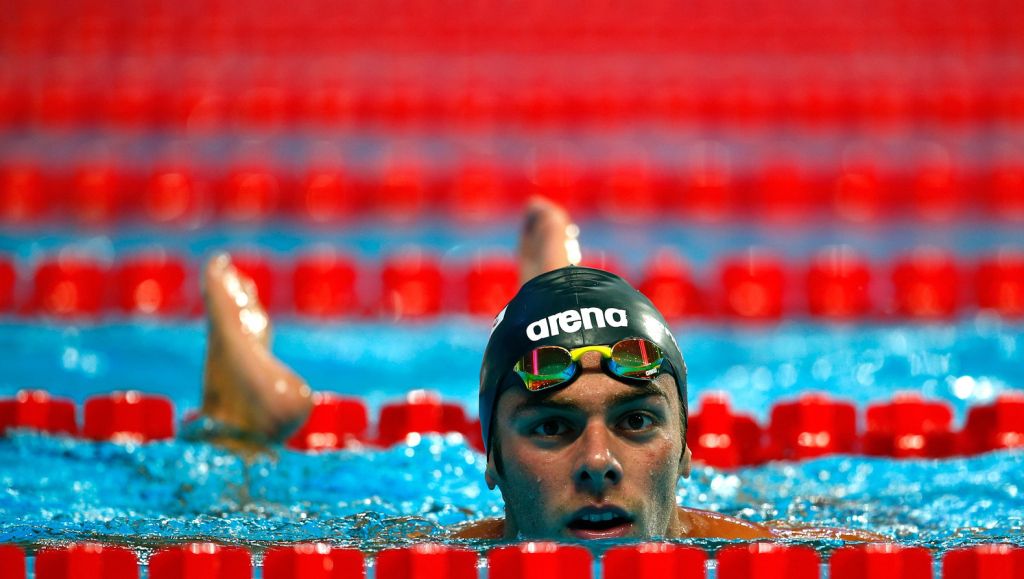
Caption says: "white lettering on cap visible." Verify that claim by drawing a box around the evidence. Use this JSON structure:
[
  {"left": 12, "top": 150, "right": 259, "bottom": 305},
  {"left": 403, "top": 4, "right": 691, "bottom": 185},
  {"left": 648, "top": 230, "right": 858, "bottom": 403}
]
[
  {"left": 525, "top": 307, "right": 630, "bottom": 341},
  {"left": 580, "top": 307, "right": 605, "bottom": 330},
  {"left": 526, "top": 318, "right": 549, "bottom": 341},
  {"left": 560, "top": 309, "right": 582, "bottom": 333},
  {"left": 606, "top": 308, "right": 627, "bottom": 327}
]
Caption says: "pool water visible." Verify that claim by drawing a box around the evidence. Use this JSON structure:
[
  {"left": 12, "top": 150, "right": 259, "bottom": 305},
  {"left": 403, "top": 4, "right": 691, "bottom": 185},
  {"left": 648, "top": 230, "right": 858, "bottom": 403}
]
[{"left": 1, "top": 319, "right": 1022, "bottom": 560}]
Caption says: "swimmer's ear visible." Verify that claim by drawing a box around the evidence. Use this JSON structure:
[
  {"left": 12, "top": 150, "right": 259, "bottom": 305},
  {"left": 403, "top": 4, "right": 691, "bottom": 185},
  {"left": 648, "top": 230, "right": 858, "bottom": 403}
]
[{"left": 679, "top": 444, "right": 692, "bottom": 479}]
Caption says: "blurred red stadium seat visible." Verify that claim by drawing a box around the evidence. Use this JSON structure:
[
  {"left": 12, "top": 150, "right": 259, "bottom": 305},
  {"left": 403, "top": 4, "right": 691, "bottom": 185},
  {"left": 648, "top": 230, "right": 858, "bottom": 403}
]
[
  {"left": 464, "top": 253, "right": 518, "bottom": 317},
  {"left": 381, "top": 250, "right": 444, "bottom": 320},
  {"left": 987, "top": 162, "right": 1024, "bottom": 221},
  {"left": 0, "top": 165, "right": 51, "bottom": 226},
  {"left": 216, "top": 167, "right": 280, "bottom": 224},
  {"left": 69, "top": 165, "right": 125, "bottom": 226},
  {"left": 637, "top": 249, "right": 705, "bottom": 320},
  {"left": 144, "top": 168, "right": 203, "bottom": 226},
  {"left": 445, "top": 160, "right": 512, "bottom": 223},
  {"left": 600, "top": 153, "right": 662, "bottom": 221},
  {"left": 891, "top": 248, "right": 961, "bottom": 319},
  {"left": 806, "top": 246, "right": 873, "bottom": 319},
  {"left": 375, "top": 154, "right": 431, "bottom": 222},
  {"left": 291, "top": 250, "right": 359, "bottom": 318},
  {"left": 832, "top": 148, "right": 887, "bottom": 223},
  {"left": 292, "top": 167, "right": 356, "bottom": 224},
  {"left": 908, "top": 147, "right": 964, "bottom": 221},
  {"left": 719, "top": 250, "right": 786, "bottom": 321},
  {"left": 975, "top": 249, "right": 1024, "bottom": 318},
  {"left": 30, "top": 255, "right": 107, "bottom": 318},
  {"left": 678, "top": 142, "right": 735, "bottom": 222},
  {"left": 527, "top": 148, "right": 588, "bottom": 218},
  {"left": 752, "top": 159, "right": 822, "bottom": 221},
  {"left": 115, "top": 251, "right": 191, "bottom": 316}
]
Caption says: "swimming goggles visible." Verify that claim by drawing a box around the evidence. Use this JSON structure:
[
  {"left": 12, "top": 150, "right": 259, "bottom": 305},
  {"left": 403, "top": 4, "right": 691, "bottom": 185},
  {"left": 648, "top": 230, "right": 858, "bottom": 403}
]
[{"left": 513, "top": 337, "right": 665, "bottom": 392}]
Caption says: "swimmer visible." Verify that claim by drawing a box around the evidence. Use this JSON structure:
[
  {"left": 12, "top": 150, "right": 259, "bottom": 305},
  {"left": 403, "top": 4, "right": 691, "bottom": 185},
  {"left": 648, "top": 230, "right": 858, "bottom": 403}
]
[{"left": 197, "top": 195, "right": 886, "bottom": 541}]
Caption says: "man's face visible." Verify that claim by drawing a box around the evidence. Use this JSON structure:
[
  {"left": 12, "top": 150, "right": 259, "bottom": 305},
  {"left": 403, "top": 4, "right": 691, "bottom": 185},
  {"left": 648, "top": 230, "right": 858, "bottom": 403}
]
[{"left": 485, "top": 351, "right": 691, "bottom": 540}]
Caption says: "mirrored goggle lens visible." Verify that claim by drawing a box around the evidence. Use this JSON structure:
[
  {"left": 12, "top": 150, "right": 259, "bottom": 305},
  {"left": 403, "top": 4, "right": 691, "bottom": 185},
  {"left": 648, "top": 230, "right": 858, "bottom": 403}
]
[
  {"left": 514, "top": 346, "right": 574, "bottom": 391},
  {"left": 610, "top": 338, "right": 665, "bottom": 379}
]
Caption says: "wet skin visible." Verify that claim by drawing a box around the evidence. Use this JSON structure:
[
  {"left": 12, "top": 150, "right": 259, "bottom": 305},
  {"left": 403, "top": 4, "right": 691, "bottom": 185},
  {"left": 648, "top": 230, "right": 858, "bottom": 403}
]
[{"left": 484, "top": 350, "right": 691, "bottom": 540}]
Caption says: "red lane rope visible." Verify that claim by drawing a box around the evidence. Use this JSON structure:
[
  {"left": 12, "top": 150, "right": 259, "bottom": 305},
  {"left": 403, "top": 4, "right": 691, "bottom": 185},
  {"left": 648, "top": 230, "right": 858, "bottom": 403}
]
[{"left": 2, "top": 388, "right": 1022, "bottom": 463}]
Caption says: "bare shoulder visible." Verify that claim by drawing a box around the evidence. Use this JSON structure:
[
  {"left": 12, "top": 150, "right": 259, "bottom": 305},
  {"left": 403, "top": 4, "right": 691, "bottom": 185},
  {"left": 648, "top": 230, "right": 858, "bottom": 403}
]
[
  {"left": 676, "top": 508, "right": 889, "bottom": 542},
  {"left": 449, "top": 517, "right": 506, "bottom": 539},
  {"left": 446, "top": 511, "right": 888, "bottom": 542},
  {"left": 675, "top": 507, "right": 774, "bottom": 539},
  {"left": 763, "top": 520, "right": 891, "bottom": 542}
]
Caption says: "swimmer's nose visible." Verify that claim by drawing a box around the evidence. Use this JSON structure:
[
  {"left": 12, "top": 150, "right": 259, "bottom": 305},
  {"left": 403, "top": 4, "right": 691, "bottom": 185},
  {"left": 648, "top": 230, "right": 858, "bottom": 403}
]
[
  {"left": 577, "top": 350, "right": 603, "bottom": 370},
  {"left": 572, "top": 423, "right": 623, "bottom": 494}
]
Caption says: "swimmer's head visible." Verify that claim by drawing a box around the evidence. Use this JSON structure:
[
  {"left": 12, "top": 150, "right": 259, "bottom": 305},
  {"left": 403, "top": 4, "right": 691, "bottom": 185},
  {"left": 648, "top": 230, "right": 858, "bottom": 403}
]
[
  {"left": 479, "top": 266, "right": 687, "bottom": 453},
  {"left": 478, "top": 265, "right": 690, "bottom": 539}
]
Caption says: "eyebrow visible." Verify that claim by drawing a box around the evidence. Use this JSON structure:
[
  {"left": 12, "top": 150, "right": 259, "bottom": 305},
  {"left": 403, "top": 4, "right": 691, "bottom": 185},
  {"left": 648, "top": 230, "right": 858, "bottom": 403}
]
[{"left": 509, "top": 382, "right": 669, "bottom": 419}]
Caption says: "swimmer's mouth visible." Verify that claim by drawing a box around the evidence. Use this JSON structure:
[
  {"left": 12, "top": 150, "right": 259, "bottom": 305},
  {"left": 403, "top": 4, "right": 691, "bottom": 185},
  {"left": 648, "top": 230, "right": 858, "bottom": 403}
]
[{"left": 566, "top": 506, "right": 634, "bottom": 539}]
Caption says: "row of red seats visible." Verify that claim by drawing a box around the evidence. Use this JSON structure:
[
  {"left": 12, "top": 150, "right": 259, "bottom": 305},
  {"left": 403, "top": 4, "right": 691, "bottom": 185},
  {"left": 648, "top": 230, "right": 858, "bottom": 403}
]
[
  {"left": 6, "top": 54, "right": 1015, "bottom": 92},
  {"left": 6, "top": 31, "right": 1019, "bottom": 60},
  {"left": 4, "top": 2, "right": 1021, "bottom": 57},
  {"left": 1, "top": 541, "right": 1022, "bottom": 579},
  {"left": 4, "top": 72, "right": 1023, "bottom": 129},
  {"left": 7, "top": 0, "right": 1020, "bottom": 32},
  {"left": 1, "top": 246, "right": 1021, "bottom": 321},
  {"left": 2, "top": 160, "right": 1023, "bottom": 227},
  {"left": 3, "top": 388, "right": 1022, "bottom": 463}
]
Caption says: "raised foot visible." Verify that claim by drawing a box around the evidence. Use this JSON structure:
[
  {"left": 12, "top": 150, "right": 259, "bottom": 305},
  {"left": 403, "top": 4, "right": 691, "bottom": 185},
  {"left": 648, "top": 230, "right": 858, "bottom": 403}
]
[
  {"left": 517, "top": 196, "right": 581, "bottom": 284},
  {"left": 200, "top": 254, "right": 313, "bottom": 443}
]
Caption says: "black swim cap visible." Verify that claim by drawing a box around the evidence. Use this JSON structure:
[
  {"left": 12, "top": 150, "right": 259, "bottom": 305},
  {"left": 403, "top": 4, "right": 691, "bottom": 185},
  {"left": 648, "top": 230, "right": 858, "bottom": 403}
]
[{"left": 479, "top": 266, "right": 687, "bottom": 453}]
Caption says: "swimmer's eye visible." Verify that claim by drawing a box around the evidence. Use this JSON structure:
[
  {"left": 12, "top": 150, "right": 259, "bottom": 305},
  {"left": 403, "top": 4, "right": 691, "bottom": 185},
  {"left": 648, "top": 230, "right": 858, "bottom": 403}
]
[
  {"left": 531, "top": 419, "right": 571, "bottom": 437},
  {"left": 618, "top": 412, "right": 655, "bottom": 432}
]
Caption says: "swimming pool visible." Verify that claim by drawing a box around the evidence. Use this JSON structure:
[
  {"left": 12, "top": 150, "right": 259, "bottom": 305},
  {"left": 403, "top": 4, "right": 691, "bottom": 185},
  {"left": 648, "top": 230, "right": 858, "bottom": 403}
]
[{"left": 1, "top": 315, "right": 1022, "bottom": 563}]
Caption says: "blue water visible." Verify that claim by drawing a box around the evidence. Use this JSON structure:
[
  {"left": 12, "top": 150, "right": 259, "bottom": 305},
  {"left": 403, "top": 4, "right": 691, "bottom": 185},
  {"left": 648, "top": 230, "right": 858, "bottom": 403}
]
[{"left": 1, "top": 318, "right": 1022, "bottom": 559}]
